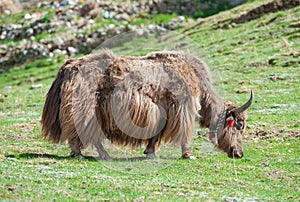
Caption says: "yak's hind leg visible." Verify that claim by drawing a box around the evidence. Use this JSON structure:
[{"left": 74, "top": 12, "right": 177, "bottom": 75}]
[
  {"left": 181, "top": 143, "right": 196, "bottom": 159},
  {"left": 69, "top": 136, "right": 84, "bottom": 159},
  {"left": 144, "top": 135, "right": 159, "bottom": 159},
  {"left": 94, "top": 141, "right": 111, "bottom": 160}
]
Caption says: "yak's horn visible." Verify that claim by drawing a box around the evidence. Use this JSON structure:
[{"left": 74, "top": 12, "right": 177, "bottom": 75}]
[{"left": 231, "top": 90, "right": 254, "bottom": 116}]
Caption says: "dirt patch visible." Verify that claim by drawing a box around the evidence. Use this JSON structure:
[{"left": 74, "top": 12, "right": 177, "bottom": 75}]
[
  {"left": 10, "top": 134, "right": 36, "bottom": 141},
  {"left": 231, "top": 35, "right": 261, "bottom": 46},
  {"left": 11, "top": 123, "right": 35, "bottom": 132},
  {"left": 266, "top": 171, "right": 294, "bottom": 183},
  {"left": 243, "top": 62, "right": 268, "bottom": 68},
  {"left": 4, "top": 123, "right": 37, "bottom": 141},
  {"left": 232, "top": 0, "right": 300, "bottom": 24},
  {"left": 186, "top": 0, "right": 300, "bottom": 31},
  {"left": 249, "top": 129, "right": 300, "bottom": 140},
  {"left": 289, "top": 19, "right": 300, "bottom": 28}
]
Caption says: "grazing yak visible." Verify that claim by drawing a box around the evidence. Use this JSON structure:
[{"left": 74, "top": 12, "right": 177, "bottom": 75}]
[{"left": 41, "top": 50, "right": 253, "bottom": 160}]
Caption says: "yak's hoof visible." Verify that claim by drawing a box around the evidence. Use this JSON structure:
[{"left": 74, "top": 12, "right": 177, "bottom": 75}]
[
  {"left": 187, "top": 155, "right": 196, "bottom": 160},
  {"left": 182, "top": 153, "right": 196, "bottom": 160},
  {"left": 98, "top": 154, "right": 112, "bottom": 161},
  {"left": 70, "top": 152, "right": 85, "bottom": 159},
  {"left": 146, "top": 153, "right": 156, "bottom": 159},
  {"left": 76, "top": 155, "right": 85, "bottom": 159}
]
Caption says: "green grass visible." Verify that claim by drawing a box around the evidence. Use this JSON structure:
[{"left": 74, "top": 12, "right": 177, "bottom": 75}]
[
  {"left": 130, "top": 13, "right": 179, "bottom": 26},
  {"left": 0, "top": 1, "right": 299, "bottom": 201}
]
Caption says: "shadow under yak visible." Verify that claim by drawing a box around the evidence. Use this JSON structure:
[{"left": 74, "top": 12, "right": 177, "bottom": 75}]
[{"left": 14, "top": 153, "right": 178, "bottom": 162}]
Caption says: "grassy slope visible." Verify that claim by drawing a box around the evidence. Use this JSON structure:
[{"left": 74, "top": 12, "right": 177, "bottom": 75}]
[{"left": 0, "top": 1, "right": 299, "bottom": 201}]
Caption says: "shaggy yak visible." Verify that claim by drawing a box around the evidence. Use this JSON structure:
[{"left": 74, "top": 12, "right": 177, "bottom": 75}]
[{"left": 41, "top": 50, "right": 253, "bottom": 160}]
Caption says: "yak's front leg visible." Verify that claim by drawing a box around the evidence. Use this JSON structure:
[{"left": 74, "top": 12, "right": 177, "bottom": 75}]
[
  {"left": 69, "top": 136, "right": 84, "bottom": 159},
  {"left": 181, "top": 143, "right": 196, "bottom": 160},
  {"left": 144, "top": 135, "right": 159, "bottom": 159}
]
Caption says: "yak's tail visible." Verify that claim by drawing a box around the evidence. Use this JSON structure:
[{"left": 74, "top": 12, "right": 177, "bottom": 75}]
[{"left": 41, "top": 68, "right": 66, "bottom": 143}]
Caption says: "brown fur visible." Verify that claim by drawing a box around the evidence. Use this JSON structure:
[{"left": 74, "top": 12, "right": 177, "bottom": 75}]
[{"left": 41, "top": 49, "right": 250, "bottom": 159}]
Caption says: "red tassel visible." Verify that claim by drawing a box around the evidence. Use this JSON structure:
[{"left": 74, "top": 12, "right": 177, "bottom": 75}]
[{"left": 228, "top": 119, "right": 235, "bottom": 127}]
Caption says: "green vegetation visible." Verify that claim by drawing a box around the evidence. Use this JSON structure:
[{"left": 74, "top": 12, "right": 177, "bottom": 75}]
[
  {"left": 0, "top": 1, "right": 299, "bottom": 201},
  {"left": 131, "top": 13, "right": 179, "bottom": 25},
  {"left": 0, "top": 7, "right": 55, "bottom": 25},
  {"left": 194, "top": 1, "right": 233, "bottom": 18}
]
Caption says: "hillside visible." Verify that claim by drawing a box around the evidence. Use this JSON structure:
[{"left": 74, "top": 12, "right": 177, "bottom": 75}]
[{"left": 0, "top": 0, "right": 299, "bottom": 201}]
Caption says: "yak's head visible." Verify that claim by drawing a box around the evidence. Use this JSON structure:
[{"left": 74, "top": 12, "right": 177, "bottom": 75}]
[{"left": 210, "top": 90, "right": 253, "bottom": 158}]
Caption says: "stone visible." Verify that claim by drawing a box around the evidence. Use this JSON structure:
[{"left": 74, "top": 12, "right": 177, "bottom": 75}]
[
  {"left": 107, "top": 24, "right": 115, "bottom": 29},
  {"left": 30, "top": 84, "right": 43, "bottom": 89},
  {"left": 4, "top": 10, "right": 11, "bottom": 15},
  {"left": 135, "top": 29, "right": 144, "bottom": 36},
  {"left": 79, "top": 0, "right": 98, "bottom": 17},
  {"left": 89, "top": 8, "right": 101, "bottom": 19},
  {"left": 24, "top": 13, "right": 32, "bottom": 20},
  {"left": 67, "top": 46, "right": 77, "bottom": 56},
  {"left": 178, "top": 16, "right": 185, "bottom": 22}
]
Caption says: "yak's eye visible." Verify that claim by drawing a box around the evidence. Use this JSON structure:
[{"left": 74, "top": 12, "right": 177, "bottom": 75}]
[{"left": 236, "top": 121, "right": 243, "bottom": 130}]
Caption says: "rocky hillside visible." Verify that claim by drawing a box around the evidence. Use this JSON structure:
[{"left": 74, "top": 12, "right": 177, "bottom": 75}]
[
  {"left": 0, "top": 0, "right": 251, "bottom": 71},
  {"left": 0, "top": 0, "right": 299, "bottom": 72},
  {"left": 0, "top": 1, "right": 168, "bottom": 70}
]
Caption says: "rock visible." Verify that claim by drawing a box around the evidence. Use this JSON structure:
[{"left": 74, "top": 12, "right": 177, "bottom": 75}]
[
  {"left": 102, "top": 11, "right": 111, "bottom": 19},
  {"left": 30, "top": 84, "right": 43, "bottom": 89},
  {"left": 26, "top": 28, "right": 34, "bottom": 36},
  {"left": 0, "top": 45, "right": 8, "bottom": 55},
  {"left": 178, "top": 16, "right": 185, "bottom": 22},
  {"left": 4, "top": 86, "right": 12, "bottom": 89},
  {"left": 87, "top": 37, "right": 101, "bottom": 49},
  {"left": 0, "top": 94, "right": 6, "bottom": 102},
  {"left": 53, "top": 49, "right": 63, "bottom": 55},
  {"left": 115, "top": 13, "right": 130, "bottom": 21},
  {"left": 67, "top": 0, "right": 79, "bottom": 5},
  {"left": 135, "top": 29, "right": 144, "bottom": 36},
  {"left": 52, "top": 37, "right": 64, "bottom": 48},
  {"left": 4, "top": 10, "right": 11, "bottom": 15},
  {"left": 0, "top": 31, "right": 7, "bottom": 40},
  {"left": 24, "top": 13, "right": 32, "bottom": 20},
  {"left": 67, "top": 46, "right": 77, "bottom": 56},
  {"left": 107, "top": 24, "right": 115, "bottom": 29},
  {"left": 90, "top": 8, "right": 102, "bottom": 18},
  {"left": 147, "top": 24, "right": 156, "bottom": 30},
  {"left": 79, "top": 0, "right": 98, "bottom": 17}
]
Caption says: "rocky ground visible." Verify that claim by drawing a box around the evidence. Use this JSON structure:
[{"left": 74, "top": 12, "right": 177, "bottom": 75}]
[
  {"left": 0, "top": 0, "right": 251, "bottom": 71},
  {"left": 0, "top": 0, "right": 299, "bottom": 71},
  {"left": 0, "top": 1, "right": 190, "bottom": 71}
]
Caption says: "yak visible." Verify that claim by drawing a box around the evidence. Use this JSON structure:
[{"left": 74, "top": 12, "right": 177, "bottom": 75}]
[{"left": 41, "top": 50, "right": 253, "bottom": 160}]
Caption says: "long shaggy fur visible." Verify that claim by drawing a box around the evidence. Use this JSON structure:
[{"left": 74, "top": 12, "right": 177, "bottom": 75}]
[{"left": 41, "top": 49, "right": 236, "bottom": 158}]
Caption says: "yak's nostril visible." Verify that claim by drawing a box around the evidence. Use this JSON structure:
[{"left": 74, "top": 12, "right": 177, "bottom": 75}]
[
  {"left": 236, "top": 152, "right": 243, "bottom": 158},
  {"left": 234, "top": 150, "right": 243, "bottom": 158},
  {"left": 229, "top": 148, "right": 244, "bottom": 158}
]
